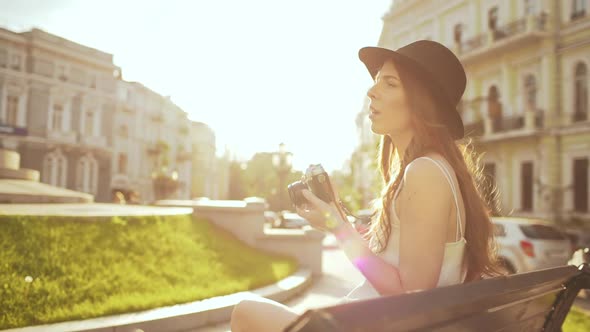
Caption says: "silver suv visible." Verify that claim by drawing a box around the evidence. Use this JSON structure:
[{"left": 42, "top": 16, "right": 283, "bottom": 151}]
[{"left": 492, "top": 217, "right": 571, "bottom": 274}]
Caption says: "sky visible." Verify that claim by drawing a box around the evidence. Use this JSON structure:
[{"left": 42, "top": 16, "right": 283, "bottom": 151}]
[{"left": 0, "top": 0, "right": 390, "bottom": 173}]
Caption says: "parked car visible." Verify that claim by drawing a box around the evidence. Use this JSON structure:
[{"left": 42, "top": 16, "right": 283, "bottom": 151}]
[
  {"left": 492, "top": 217, "right": 571, "bottom": 274},
  {"left": 276, "top": 212, "right": 310, "bottom": 229}
]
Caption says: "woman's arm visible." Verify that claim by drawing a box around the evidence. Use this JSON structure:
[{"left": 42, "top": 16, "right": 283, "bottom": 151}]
[{"left": 299, "top": 159, "right": 452, "bottom": 296}]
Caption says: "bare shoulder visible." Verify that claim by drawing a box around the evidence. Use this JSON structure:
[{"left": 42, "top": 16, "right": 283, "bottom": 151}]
[{"left": 402, "top": 158, "right": 451, "bottom": 199}]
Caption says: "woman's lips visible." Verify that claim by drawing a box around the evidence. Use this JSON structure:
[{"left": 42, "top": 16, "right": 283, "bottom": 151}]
[{"left": 369, "top": 107, "right": 380, "bottom": 120}]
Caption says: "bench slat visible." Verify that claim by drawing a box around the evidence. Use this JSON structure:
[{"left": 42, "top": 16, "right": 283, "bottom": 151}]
[{"left": 285, "top": 265, "right": 582, "bottom": 332}]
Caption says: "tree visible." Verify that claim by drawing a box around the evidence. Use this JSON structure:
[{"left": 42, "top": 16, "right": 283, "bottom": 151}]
[{"left": 228, "top": 161, "right": 248, "bottom": 200}]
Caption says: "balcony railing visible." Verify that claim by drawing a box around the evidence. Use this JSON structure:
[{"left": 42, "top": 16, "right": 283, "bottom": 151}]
[
  {"left": 151, "top": 113, "right": 164, "bottom": 123},
  {"left": 485, "top": 110, "right": 544, "bottom": 136},
  {"left": 573, "top": 111, "right": 588, "bottom": 123},
  {"left": 459, "top": 13, "right": 547, "bottom": 56},
  {"left": 47, "top": 130, "right": 77, "bottom": 144},
  {"left": 492, "top": 114, "right": 524, "bottom": 133},
  {"left": 571, "top": 10, "right": 587, "bottom": 21},
  {"left": 176, "top": 151, "right": 192, "bottom": 162},
  {"left": 79, "top": 135, "right": 107, "bottom": 149}
]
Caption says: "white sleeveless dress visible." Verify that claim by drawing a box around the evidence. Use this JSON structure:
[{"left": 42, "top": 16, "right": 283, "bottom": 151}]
[{"left": 344, "top": 156, "right": 467, "bottom": 301}]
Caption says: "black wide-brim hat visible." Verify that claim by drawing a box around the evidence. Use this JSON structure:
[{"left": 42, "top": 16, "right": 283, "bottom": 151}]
[{"left": 359, "top": 40, "right": 466, "bottom": 140}]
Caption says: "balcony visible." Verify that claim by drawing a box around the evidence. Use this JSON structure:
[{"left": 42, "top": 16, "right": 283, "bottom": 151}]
[
  {"left": 176, "top": 151, "right": 192, "bottom": 162},
  {"left": 478, "top": 110, "right": 544, "bottom": 142},
  {"left": 151, "top": 113, "right": 164, "bottom": 123},
  {"left": 79, "top": 135, "right": 107, "bottom": 149},
  {"left": 179, "top": 125, "right": 190, "bottom": 136},
  {"left": 147, "top": 141, "right": 169, "bottom": 155},
  {"left": 571, "top": 10, "right": 587, "bottom": 21},
  {"left": 573, "top": 111, "right": 588, "bottom": 123},
  {"left": 458, "top": 13, "right": 548, "bottom": 62},
  {"left": 47, "top": 130, "right": 77, "bottom": 145}
]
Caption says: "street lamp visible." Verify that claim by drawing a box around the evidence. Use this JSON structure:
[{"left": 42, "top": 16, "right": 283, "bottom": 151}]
[{"left": 272, "top": 143, "right": 292, "bottom": 211}]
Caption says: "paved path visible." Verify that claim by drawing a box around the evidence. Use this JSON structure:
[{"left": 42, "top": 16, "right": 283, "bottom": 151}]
[{"left": 194, "top": 242, "right": 363, "bottom": 332}]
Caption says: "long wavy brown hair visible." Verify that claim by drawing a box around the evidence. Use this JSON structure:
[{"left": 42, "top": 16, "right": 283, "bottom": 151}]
[{"left": 368, "top": 61, "right": 503, "bottom": 282}]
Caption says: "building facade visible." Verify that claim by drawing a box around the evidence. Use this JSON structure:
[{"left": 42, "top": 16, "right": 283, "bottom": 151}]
[
  {"left": 116, "top": 82, "right": 194, "bottom": 202},
  {"left": 0, "top": 28, "right": 118, "bottom": 201},
  {"left": 354, "top": 0, "right": 590, "bottom": 224},
  {"left": 1, "top": 27, "right": 213, "bottom": 203},
  {"left": 190, "top": 121, "right": 217, "bottom": 199}
]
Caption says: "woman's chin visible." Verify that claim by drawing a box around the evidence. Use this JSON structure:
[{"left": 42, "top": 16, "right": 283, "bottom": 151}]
[{"left": 370, "top": 123, "right": 387, "bottom": 135}]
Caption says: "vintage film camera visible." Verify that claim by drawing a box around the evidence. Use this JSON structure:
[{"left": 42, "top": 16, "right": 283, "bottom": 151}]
[{"left": 287, "top": 164, "right": 336, "bottom": 208}]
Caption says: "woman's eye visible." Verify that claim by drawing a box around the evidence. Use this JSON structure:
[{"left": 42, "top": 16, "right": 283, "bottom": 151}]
[{"left": 387, "top": 81, "right": 397, "bottom": 87}]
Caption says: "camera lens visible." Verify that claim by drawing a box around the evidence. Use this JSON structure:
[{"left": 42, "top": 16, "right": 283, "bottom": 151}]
[{"left": 287, "top": 181, "right": 308, "bottom": 208}]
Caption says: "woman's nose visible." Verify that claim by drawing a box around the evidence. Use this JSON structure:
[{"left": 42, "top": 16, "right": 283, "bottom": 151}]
[{"left": 367, "top": 84, "right": 378, "bottom": 100}]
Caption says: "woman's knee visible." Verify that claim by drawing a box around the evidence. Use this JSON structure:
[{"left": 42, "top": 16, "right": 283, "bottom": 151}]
[{"left": 230, "top": 299, "right": 256, "bottom": 331}]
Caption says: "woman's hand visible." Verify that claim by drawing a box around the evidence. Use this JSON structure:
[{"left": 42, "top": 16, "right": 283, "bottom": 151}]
[{"left": 295, "top": 189, "right": 347, "bottom": 233}]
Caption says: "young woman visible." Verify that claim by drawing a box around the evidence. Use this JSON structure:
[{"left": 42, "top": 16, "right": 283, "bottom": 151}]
[{"left": 230, "top": 40, "right": 502, "bottom": 332}]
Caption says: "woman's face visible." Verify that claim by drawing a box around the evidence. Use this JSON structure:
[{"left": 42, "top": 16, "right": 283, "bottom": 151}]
[{"left": 367, "top": 60, "right": 413, "bottom": 136}]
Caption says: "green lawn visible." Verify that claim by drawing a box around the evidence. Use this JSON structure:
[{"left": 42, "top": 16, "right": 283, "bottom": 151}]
[
  {"left": 564, "top": 306, "right": 590, "bottom": 332},
  {"left": 0, "top": 214, "right": 298, "bottom": 329}
]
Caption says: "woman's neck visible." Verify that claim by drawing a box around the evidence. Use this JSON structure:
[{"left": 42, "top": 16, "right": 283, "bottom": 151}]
[{"left": 389, "top": 131, "right": 414, "bottom": 160}]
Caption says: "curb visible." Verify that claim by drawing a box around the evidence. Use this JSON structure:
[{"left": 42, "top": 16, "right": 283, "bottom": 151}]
[{"left": 1, "top": 268, "right": 312, "bottom": 332}]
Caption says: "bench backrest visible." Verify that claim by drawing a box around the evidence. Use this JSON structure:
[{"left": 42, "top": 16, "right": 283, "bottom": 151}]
[{"left": 285, "top": 264, "right": 590, "bottom": 332}]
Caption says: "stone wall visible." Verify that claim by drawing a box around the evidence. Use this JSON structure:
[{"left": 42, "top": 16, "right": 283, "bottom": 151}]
[{"left": 156, "top": 197, "right": 325, "bottom": 275}]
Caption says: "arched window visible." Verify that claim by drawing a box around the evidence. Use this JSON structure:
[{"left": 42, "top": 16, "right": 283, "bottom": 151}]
[
  {"left": 454, "top": 23, "right": 463, "bottom": 45},
  {"left": 574, "top": 62, "right": 588, "bottom": 122},
  {"left": 76, "top": 154, "right": 98, "bottom": 194},
  {"left": 52, "top": 103, "right": 64, "bottom": 131},
  {"left": 84, "top": 110, "right": 95, "bottom": 135},
  {"left": 524, "top": 74, "right": 537, "bottom": 111},
  {"left": 42, "top": 150, "right": 67, "bottom": 187}
]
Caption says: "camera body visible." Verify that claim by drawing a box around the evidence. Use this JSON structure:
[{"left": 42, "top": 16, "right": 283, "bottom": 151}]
[{"left": 287, "top": 164, "right": 335, "bottom": 208}]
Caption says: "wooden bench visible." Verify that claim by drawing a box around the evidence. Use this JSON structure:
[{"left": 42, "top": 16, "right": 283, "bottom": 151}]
[{"left": 285, "top": 263, "right": 590, "bottom": 332}]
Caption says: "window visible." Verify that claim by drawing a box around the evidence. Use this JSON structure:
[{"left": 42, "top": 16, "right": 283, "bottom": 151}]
[
  {"left": 488, "top": 7, "right": 499, "bottom": 30},
  {"left": 118, "top": 153, "right": 128, "bottom": 174},
  {"left": 572, "top": 0, "right": 587, "bottom": 19},
  {"left": 6, "top": 95, "right": 19, "bottom": 126},
  {"left": 454, "top": 24, "right": 463, "bottom": 45},
  {"left": 10, "top": 54, "right": 21, "bottom": 70},
  {"left": 521, "top": 161, "right": 534, "bottom": 211},
  {"left": 57, "top": 64, "right": 67, "bottom": 81},
  {"left": 519, "top": 224, "right": 566, "bottom": 240},
  {"left": 52, "top": 104, "right": 64, "bottom": 131},
  {"left": 524, "top": 0, "right": 537, "bottom": 15},
  {"left": 90, "top": 74, "right": 97, "bottom": 89},
  {"left": 76, "top": 155, "right": 98, "bottom": 194},
  {"left": 574, "top": 62, "right": 588, "bottom": 122},
  {"left": 524, "top": 75, "right": 537, "bottom": 111},
  {"left": 84, "top": 110, "right": 94, "bottom": 135},
  {"left": 119, "top": 125, "right": 128, "bottom": 137},
  {"left": 0, "top": 49, "right": 6, "bottom": 68},
  {"left": 488, "top": 85, "right": 503, "bottom": 131},
  {"left": 573, "top": 158, "right": 588, "bottom": 213},
  {"left": 42, "top": 150, "right": 67, "bottom": 187}
]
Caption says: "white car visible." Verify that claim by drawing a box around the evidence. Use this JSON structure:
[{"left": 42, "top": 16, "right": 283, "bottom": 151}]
[{"left": 492, "top": 217, "right": 571, "bottom": 274}]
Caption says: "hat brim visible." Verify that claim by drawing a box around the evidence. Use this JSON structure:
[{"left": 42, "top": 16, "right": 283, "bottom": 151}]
[{"left": 359, "top": 46, "right": 464, "bottom": 140}]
